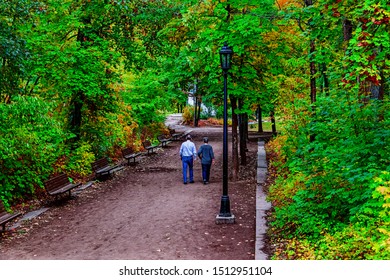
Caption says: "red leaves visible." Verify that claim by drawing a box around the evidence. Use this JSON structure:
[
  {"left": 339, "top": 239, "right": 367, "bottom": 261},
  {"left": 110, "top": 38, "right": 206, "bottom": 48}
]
[
  {"left": 357, "top": 41, "right": 369, "bottom": 47},
  {"left": 366, "top": 75, "right": 379, "bottom": 85},
  {"left": 367, "top": 54, "right": 376, "bottom": 61},
  {"left": 357, "top": 31, "right": 371, "bottom": 48},
  {"left": 332, "top": 8, "right": 340, "bottom": 17},
  {"left": 372, "top": 17, "right": 390, "bottom": 25},
  {"left": 342, "top": 70, "right": 380, "bottom": 87},
  {"left": 359, "top": 31, "right": 370, "bottom": 39},
  {"left": 359, "top": 70, "right": 380, "bottom": 86},
  {"left": 341, "top": 78, "right": 349, "bottom": 86},
  {"left": 328, "top": 0, "right": 342, "bottom": 17}
]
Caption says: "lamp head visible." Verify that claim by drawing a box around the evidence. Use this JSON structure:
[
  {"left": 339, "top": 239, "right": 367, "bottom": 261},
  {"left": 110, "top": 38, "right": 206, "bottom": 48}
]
[{"left": 219, "top": 42, "right": 233, "bottom": 72}]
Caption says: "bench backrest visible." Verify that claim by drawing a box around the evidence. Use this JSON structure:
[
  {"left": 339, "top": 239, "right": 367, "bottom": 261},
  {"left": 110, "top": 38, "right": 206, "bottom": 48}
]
[
  {"left": 92, "top": 157, "right": 109, "bottom": 171},
  {"left": 143, "top": 140, "right": 152, "bottom": 148},
  {"left": 157, "top": 135, "right": 165, "bottom": 141},
  {"left": 44, "top": 173, "right": 70, "bottom": 192},
  {"left": 121, "top": 147, "right": 134, "bottom": 157}
]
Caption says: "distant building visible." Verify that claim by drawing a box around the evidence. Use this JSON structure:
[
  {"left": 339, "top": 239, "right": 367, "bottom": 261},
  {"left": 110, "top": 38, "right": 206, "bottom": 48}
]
[{"left": 187, "top": 94, "right": 216, "bottom": 117}]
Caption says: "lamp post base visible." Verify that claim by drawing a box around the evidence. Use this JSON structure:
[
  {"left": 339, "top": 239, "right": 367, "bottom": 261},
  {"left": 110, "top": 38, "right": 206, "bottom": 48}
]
[
  {"left": 215, "top": 214, "right": 235, "bottom": 224},
  {"left": 216, "top": 195, "right": 235, "bottom": 224}
]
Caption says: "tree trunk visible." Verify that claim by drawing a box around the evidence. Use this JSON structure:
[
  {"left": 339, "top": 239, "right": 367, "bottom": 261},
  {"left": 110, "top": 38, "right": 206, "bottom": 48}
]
[
  {"left": 230, "top": 95, "right": 239, "bottom": 181},
  {"left": 238, "top": 99, "right": 247, "bottom": 166},
  {"left": 257, "top": 105, "right": 263, "bottom": 133},
  {"left": 193, "top": 96, "right": 198, "bottom": 127},
  {"left": 270, "top": 110, "right": 277, "bottom": 136},
  {"left": 321, "top": 62, "right": 329, "bottom": 96},
  {"left": 70, "top": 91, "right": 83, "bottom": 141},
  {"left": 69, "top": 28, "right": 89, "bottom": 141},
  {"left": 343, "top": 19, "right": 353, "bottom": 41},
  {"left": 197, "top": 98, "right": 201, "bottom": 124},
  {"left": 378, "top": 71, "right": 385, "bottom": 101},
  {"left": 310, "top": 40, "right": 317, "bottom": 104}
]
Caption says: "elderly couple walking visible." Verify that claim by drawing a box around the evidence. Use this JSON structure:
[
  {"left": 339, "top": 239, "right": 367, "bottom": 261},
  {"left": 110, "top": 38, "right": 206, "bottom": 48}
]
[{"left": 179, "top": 135, "right": 214, "bottom": 185}]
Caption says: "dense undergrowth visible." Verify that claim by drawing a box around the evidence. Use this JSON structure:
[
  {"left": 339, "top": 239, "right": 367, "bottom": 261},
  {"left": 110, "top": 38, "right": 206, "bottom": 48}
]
[{"left": 266, "top": 94, "right": 390, "bottom": 260}]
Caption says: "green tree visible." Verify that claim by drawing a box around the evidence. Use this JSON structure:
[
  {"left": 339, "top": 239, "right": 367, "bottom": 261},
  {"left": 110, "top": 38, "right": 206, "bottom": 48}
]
[{"left": 0, "top": 0, "right": 35, "bottom": 102}]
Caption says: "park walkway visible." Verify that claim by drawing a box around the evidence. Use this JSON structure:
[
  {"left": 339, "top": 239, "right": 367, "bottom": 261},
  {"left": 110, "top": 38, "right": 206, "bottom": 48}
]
[{"left": 0, "top": 116, "right": 269, "bottom": 260}]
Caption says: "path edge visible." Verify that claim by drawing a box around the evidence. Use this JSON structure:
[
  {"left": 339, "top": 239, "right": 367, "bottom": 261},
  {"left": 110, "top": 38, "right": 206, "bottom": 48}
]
[{"left": 255, "top": 140, "right": 271, "bottom": 260}]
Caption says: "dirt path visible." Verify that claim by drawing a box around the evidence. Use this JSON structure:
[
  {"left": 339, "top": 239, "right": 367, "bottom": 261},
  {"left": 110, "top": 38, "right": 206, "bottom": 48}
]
[{"left": 0, "top": 124, "right": 258, "bottom": 260}]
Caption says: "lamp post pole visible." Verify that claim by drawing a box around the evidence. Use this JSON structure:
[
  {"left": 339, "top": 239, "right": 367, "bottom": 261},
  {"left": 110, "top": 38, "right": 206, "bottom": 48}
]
[{"left": 216, "top": 42, "right": 235, "bottom": 224}]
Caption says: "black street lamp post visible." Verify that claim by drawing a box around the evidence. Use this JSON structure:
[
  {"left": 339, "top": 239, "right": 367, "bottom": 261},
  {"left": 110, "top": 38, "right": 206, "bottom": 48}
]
[{"left": 216, "top": 42, "right": 235, "bottom": 224}]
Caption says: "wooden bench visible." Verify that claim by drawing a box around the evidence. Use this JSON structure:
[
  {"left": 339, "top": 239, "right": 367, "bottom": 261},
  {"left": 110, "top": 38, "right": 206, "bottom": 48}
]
[
  {"left": 157, "top": 134, "right": 172, "bottom": 147},
  {"left": 169, "top": 128, "right": 182, "bottom": 141},
  {"left": 1, "top": 200, "right": 22, "bottom": 232},
  {"left": 121, "top": 147, "right": 142, "bottom": 165},
  {"left": 142, "top": 140, "right": 159, "bottom": 155},
  {"left": 92, "top": 157, "right": 119, "bottom": 180},
  {"left": 44, "top": 173, "right": 82, "bottom": 199}
]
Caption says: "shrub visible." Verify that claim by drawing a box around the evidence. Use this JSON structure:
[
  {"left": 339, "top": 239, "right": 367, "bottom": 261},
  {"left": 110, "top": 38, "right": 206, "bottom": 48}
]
[
  {"left": 182, "top": 106, "right": 194, "bottom": 125},
  {"left": 0, "top": 96, "right": 67, "bottom": 204},
  {"left": 64, "top": 142, "right": 95, "bottom": 177}
]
